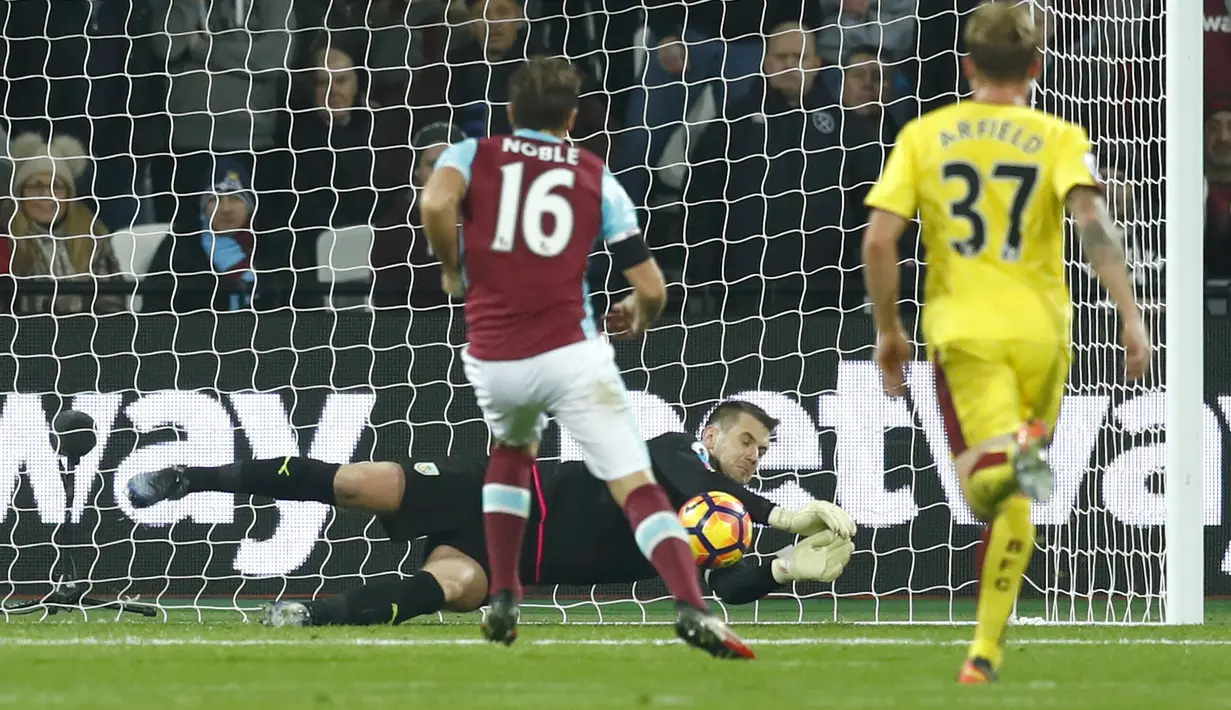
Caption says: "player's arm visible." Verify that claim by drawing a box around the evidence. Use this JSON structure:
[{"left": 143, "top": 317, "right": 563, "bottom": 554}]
[
  {"left": 1058, "top": 129, "right": 1150, "bottom": 380},
  {"left": 615, "top": 259, "right": 667, "bottom": 335},
  {"left": 705, "top": 560, "right": 779, "bottom": 605},
  {"left": 600, "top": 169, "right": 665, "bottom": 339},
  {"left": 862, "top": 125, "right": 918, "bottom": 397},
  {"left": 420, "top": 169, "right": 465, "bottom": 277},
  {"left": 1067, "top": 186, "right": 1150, "bottom": 379},
  {"left": 648, "top": 432, "right": 856, "bottom": 538},
  {"left": 706, "top": 531, "right": 855, "bottom": 604},
  {"left": 420, "top": 138, "right": 478, "bottom": 298},
  {"left": 863, "top": 208, "right": 911, "bottom": 335}
]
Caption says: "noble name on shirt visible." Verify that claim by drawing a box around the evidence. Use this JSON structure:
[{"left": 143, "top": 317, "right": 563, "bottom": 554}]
[{"left": 500, "top": 137, "right": 582, "bottom": 165}]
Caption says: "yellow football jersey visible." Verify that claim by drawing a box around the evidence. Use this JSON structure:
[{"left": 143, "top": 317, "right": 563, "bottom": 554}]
[{"left": 865, "top": 102, "right": 1100, "bottom": 346}]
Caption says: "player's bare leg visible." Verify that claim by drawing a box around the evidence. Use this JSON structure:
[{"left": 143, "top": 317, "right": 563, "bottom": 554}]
[
  {"left": 955, "top": 428, "right": 1044, "bottom": 684},
  {"left": 265, "top": 545, "right": 487, "bottom": 627},
  {"left": 480, "top": 440, "right": 538, "bottom": 645},
  {"left": 608, "top": 471, "right": 755, "bottom": 660}
]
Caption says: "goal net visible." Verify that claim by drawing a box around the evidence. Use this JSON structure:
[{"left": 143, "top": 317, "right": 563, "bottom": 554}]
[{"left": 0, "top": 0, "right": 1211, "bottom": 624}]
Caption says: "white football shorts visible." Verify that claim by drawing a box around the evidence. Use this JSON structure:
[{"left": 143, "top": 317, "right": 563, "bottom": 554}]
[{"left": 461, "top": 337, "right": 651, "bottom": 482}]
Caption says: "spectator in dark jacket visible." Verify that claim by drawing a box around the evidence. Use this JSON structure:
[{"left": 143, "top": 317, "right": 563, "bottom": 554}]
[
  {"left": 530, "top": 0, "right": 643, "bottom": 125},
  {"left": 1206, "top": 97, "right": 1231, "bottom": 280},
  {"left": 836, "top": 46, "right": 901, "bottom": 227},
  {"left": 686, "top": 28, "right": 898, "bottom": 314},
  {"left": 615, "top": 1, "right": 822, "bottom": 204},
  {"left": 144, "top": 159, "right": 267, "bottom": 313},
  {"left": 292, "top": 0, "right": 434, "bottom": 108},
  {"left": 445, "top": 0, "right": 608, "bottom": 155},
  {"left": 446, "top": 0, "right": 533, "bottom": 139},
  {"left": 833, "top": 45, "right": 904, "bottom": 305},
  {"left": 815, "top": 0, "right": 917, "bottom": 66},
  {"left": 285, "top": 42, "right": 379, "bottom": 227},
  {"left": 370, "top": 122, "right": 465, "bottom": 309},
  {"left": 1209, "top": 0, "right": 1231, "bottom": 98},
  {"left": 268, "top": 36, "right": 414, "bottom": 307},
  {"left": 274, "top": 40, "right": 401, "bottom": 288},
  {"left": 147, "top": 0, "right": 294, "bottom": 230}
]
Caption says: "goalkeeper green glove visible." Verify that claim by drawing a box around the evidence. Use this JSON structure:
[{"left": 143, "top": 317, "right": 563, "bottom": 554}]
[
  {"left": 768, "top": 500, "right": 857, "bottom": 539},
  {"left": 771, "top": 530, "right": 855, "bottom": 584}
]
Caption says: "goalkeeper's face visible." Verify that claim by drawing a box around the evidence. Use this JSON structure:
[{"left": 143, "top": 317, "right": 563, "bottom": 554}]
[{"left": 703, "top": 414, "right": 771, "bottom": 485}]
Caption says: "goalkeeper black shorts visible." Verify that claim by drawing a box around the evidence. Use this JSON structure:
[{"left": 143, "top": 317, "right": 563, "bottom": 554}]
[
  {"left": 376, "top": 455, "right": 537, "bottom": 580},
  {"left": 377, "top": 456, "right": 486, "bottom": 543}
]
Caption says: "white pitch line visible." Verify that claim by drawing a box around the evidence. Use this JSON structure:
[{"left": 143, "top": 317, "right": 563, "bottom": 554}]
[{"left": 0, "top": 637, "right": 1228, "bottom": 648}]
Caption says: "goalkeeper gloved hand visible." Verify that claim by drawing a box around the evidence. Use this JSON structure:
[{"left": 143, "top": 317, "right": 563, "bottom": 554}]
[
  {"left": 768, "top": 500, "right": 857, "bottom": 539},
  {"left": 771, "top": 530, "right": 855, "bottom": 584}
]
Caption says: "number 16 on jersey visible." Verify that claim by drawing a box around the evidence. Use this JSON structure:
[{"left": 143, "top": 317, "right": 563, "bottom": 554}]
[{"left": 493, "top": 163, "right": 577, "bottom": 258}]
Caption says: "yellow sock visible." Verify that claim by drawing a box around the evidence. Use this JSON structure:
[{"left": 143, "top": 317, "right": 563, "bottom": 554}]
[{"left": 969, "top": 493, "right": 1034, "bottom": 669}]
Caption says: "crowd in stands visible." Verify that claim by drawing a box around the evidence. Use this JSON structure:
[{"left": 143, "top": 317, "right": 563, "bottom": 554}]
[
  {"left": 1207, "top": 0, "right": 1231, "bottom": 285},
  {"left": 0, "top": 0, "right": 1204, "bottom": 317}
]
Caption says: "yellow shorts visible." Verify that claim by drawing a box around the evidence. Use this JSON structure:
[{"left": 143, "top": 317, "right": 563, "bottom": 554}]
[
  {"left": 933, "top": 340, "right": 1069, "bottom": 519},
  {"left": 932, "top": 339, "right": 1070, "bottom": 456}
]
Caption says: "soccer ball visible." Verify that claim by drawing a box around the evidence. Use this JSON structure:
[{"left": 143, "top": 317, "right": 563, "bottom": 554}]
[{"left": 678, "top": 491, "right": 754, "bottom": 569}]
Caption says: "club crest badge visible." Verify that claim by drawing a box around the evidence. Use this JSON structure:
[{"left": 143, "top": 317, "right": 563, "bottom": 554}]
[
  {"left": 691, "top": 442, "right": 715, "bottom": 471},
  {"left": 811, "top": 111, "right": 835, "bottom": 134}
]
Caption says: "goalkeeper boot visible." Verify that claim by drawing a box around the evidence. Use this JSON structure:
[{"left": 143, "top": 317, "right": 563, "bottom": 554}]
[
  {"left": 480, "top": 590, "right": 520, "bottom": 646},
  {"left": 1013, "top": 420, "right": 1053, "bottom": 504},
  {"left": 261, "top": 601, "right": 313, "bottom": 628},
  {"left": 957, "top": 656, "right": 997, "bottom": 685},
  {"left": 127, "top": 466, "right": 190, "bottom": 508},
  {"left": 674, "top": 605, "right": 756, "bottom": 660}
]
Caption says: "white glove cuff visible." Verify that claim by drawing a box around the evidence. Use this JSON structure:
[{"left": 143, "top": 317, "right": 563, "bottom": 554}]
[
  {"left": 771, "top": 557, "right": 791, "bottom": 585},
  {"left": 768, "top": 506, "right": 791, "bottom": 532}
]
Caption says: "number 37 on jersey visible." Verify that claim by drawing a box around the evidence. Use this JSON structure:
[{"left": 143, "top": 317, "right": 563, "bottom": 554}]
[{"left": 865, "top": 107, "right": 1101, "bottom": 270}]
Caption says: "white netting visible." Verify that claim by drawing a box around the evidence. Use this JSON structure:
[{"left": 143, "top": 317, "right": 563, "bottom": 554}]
[
  {"left": 0, "top": 0, "right": 1204, "bottom": 624},
  {"left": 1030, "top": 0, "right": 1171, "bottom": 623}
]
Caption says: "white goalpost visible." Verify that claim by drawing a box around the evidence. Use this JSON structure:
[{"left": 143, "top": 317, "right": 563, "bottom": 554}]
[
  {"left": 0, "top": 1, "right": 1212, "bottom": 625},
  {"left": 1163, "top": 0, "right": 1205, "bottom": 625}
]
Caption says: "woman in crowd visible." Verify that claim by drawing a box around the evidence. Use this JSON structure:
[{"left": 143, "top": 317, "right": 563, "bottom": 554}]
[{"left": 2, "top": 132, "right": 122, "bottom": 315}]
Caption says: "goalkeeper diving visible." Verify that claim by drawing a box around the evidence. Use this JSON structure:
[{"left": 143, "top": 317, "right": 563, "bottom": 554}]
[
  {"left": 862, "top": 2, "right": 1149, "bottom": 685},
  {"left": 127, "top": 399, "right": 856, "bottom": 626}
]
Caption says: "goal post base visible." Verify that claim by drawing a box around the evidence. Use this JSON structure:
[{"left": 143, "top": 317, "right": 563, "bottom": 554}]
[{"left": 1, "top": 577, "right": 158, "bottom": 618}]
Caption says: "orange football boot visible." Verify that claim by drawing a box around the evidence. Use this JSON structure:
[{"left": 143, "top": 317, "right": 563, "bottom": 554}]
[{"left": 957, "top": 656, "right": 998, "bottom": 685}]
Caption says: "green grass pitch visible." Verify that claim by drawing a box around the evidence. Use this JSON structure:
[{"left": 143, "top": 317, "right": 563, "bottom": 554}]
[{"left": 2, "top": 599, "right": 1230, "bottom": 709}]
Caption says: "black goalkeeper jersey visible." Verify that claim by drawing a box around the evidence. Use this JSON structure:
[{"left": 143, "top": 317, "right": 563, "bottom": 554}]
[
  {"left": 531, "top": 432, "right": 776, "bottom": 585},
  {"left": 384, "top": 433, "right": 777, "bottom": 586}
]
